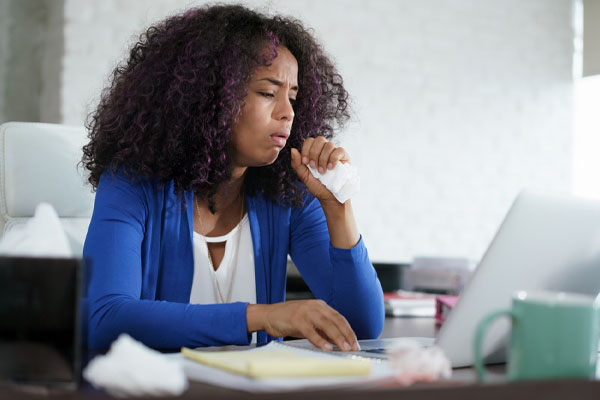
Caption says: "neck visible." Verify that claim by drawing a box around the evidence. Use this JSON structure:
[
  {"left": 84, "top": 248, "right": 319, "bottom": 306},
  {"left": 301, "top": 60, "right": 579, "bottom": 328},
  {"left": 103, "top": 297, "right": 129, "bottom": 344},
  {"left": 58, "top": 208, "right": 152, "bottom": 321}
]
[
  {"left": 201, "top": 166, "right": 247, "bottom": 214},
  {"left": 218, "top": 167, "right": 246, "bottom": 204}
]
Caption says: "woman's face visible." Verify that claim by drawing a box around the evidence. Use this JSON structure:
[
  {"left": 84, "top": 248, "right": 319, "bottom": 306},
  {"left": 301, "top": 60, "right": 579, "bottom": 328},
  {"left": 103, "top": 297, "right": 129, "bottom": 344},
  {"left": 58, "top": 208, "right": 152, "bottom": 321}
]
[{"left": 230, "top": 46, "right": 298, "bottom": 168}]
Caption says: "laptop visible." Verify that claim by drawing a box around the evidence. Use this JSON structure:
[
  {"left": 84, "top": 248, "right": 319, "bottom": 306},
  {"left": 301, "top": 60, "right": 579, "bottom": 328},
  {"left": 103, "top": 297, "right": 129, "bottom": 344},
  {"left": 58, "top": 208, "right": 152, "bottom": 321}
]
[
  {"left": 286, "top": 191, "right": 600, "bottom": 367},
  {"left": 0, "top": 256, "right": 84, "bottom": 385}
]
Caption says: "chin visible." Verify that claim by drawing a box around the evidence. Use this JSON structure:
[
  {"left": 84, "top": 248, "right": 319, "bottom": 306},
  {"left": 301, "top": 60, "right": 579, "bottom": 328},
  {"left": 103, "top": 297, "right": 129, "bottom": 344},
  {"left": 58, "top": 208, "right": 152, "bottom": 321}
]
[
  {"left": 257, "top": 157, "right": 279, "bottom": 167},
  {"left": 259, "top": 149, "right": 282, "bottom": 166},
  {"left": 242, "top": 148, "right": 283, "bottom": 168}
]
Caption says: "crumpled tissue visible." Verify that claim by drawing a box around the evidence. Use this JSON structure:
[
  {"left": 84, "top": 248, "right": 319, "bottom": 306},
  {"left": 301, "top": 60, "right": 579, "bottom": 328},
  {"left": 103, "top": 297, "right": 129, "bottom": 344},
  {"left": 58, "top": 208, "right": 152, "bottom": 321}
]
[
  {"left": 83, "top": 334, "right": 188, "bottom": 398},
  {"left": 387, "top": 339, "right": 452, "bottom": 386},
  {"left": 308, "top": 162, "right": 360, "bottom": 203},
  {"left": 0, "top": 202, "right": 72, "bottom": 257}
]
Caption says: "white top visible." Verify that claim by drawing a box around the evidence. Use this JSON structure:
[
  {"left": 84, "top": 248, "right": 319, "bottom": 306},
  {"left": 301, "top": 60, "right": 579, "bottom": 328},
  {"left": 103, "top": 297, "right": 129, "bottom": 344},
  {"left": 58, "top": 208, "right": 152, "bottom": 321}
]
[
  {"left": 190, "top": 213, "right": 257, "bottom": 342},
  {"left": 190, "top": 213, "right": 256, "bottom": 304}
]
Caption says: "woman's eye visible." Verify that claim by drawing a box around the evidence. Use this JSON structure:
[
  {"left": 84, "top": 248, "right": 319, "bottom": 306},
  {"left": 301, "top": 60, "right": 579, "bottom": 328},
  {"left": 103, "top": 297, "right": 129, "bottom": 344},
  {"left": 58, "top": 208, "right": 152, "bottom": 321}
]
[{"left": 259, "top": 92, "right": 274, "bottom": 98}]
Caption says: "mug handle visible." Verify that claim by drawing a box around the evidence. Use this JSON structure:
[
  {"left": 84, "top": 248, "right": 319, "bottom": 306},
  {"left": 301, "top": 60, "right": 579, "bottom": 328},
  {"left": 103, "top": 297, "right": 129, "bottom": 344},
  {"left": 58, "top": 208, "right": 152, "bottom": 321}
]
[{"left": 473, "top": 309, "right": 515, "bottom": 382}]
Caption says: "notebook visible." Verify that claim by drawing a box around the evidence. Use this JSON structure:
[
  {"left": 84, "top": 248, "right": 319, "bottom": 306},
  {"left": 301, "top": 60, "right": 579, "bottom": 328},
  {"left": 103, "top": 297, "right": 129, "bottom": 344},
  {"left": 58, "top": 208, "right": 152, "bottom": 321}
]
[{"left": 181, "top": 342, "right": 371, "bottom": 378}]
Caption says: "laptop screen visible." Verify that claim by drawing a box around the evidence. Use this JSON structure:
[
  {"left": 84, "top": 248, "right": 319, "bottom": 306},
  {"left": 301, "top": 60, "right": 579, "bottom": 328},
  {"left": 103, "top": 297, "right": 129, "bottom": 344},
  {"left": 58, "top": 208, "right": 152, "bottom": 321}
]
[{"left": 0, "top": 256, "right": 84, "bottom": 384}]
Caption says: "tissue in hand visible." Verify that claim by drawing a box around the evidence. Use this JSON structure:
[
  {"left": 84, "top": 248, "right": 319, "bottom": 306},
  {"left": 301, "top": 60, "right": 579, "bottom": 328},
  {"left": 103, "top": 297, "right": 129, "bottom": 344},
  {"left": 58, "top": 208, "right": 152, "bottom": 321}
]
[
  {"left": 307, "top": 162, "right": 360, "bottom": 203},
  {"left": 83, "top": 334, "right": 188, "bottom": 398},
  {"left": 0, "top": 203, "right": 72, "bottom": 257}
]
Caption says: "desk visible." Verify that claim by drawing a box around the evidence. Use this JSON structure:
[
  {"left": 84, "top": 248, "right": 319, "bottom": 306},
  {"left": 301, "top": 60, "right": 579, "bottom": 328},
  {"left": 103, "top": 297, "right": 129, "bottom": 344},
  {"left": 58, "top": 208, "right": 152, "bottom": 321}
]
[{"left": 2, "top": 317, "right": 600, "bottom": 399}]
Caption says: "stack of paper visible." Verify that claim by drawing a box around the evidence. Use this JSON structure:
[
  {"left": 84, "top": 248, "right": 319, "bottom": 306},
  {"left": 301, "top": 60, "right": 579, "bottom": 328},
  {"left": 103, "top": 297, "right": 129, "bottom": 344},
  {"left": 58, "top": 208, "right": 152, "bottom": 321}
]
[
  {"left": 181, "top": 345, "right": 371, "bottom": 378},
  {"left": 384, "top": 291, "right": 436, "bottom": 317},
  {"left": 176, "top": 342, "right": 399, "bottom": 392}
]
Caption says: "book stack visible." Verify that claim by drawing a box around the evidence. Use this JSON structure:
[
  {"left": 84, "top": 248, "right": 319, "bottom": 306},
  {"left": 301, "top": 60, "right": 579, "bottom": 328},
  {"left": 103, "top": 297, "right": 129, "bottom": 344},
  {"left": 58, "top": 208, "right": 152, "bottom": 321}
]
[{"left": 384, "top": 291, "right": 437, "bottom": 317}]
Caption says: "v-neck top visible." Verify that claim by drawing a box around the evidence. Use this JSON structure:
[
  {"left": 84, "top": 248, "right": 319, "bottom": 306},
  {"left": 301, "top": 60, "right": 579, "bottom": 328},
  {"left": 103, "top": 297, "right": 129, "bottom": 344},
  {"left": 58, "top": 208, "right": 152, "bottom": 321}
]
[{"left": 190, "top": 213, "right": 256, "bottom": 306}]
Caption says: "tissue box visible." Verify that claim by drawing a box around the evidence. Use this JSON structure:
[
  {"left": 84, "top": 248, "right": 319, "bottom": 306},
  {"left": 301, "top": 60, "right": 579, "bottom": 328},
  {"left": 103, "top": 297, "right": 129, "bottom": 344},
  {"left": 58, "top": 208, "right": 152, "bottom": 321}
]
[{"left": 0, "top": 256, "right": 85, "bottom": 385}]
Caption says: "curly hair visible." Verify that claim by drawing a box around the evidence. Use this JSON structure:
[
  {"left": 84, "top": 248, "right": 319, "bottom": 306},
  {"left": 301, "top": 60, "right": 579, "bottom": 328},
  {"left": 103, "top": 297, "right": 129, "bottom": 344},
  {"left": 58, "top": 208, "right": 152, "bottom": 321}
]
[{"left": 82, "top": 4, "right": 350, "bottom": 208}]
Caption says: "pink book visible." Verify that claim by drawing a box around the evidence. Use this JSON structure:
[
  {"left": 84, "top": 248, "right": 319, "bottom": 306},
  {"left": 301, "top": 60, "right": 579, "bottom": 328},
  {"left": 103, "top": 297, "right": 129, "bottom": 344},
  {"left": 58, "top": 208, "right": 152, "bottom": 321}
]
[{"left": 435, "top": 295, "right": 459, "bottom": 324}]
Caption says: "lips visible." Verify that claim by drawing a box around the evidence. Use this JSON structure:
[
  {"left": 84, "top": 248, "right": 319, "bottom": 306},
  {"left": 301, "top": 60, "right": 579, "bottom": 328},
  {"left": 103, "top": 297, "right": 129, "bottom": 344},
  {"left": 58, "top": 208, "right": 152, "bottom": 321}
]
[{"left": 270, "top": 130, "right": 290, "bottom": 147}]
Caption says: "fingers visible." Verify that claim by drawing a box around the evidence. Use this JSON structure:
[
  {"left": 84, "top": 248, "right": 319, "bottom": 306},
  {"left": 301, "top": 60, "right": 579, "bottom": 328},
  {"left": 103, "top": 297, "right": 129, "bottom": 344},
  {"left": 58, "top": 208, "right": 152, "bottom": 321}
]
[
  {"left": 318, "top": 142, "right": 336, "bottom": 173},
  {"left": 304, "top": 329, "right": 334, "bottom": 351},
  {"left": 308, "top": 137, "right": 327, "bottom": 172},
  {"left": 312, "top": 308, "right": 359, "bottom": 352},
  {"left": 300, "top": 137, "right": 315, "bottom": 167},
  {"left": 290, "top": 147, "right": 302, "bottom": 169},
  {"left": 299, "top": 136, "right": 349, "bottom": 174},
  {"left": 264, "top": 300, "right": 359, "bottom": 352},
  {"left": 291, "top": 147, "right": 333, "bottom": 201},
  {"left": 290, "top": 148, "right": 310, "bottom": 183},
  {"left": 328, "top": 147, "right": 348, "bottom": 169}
]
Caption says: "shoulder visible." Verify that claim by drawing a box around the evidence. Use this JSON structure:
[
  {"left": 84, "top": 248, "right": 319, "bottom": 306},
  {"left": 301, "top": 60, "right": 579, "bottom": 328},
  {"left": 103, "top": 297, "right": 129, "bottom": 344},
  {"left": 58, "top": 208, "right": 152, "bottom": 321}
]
[
  {"left": 98, "top": 167, "right": 152, "bottom": 190},
  {"left": 95, "top": 168, "right": 180, "bottom": 213},
  {"left": 98, "top": 168, "right": 172, "bottom": 197}
]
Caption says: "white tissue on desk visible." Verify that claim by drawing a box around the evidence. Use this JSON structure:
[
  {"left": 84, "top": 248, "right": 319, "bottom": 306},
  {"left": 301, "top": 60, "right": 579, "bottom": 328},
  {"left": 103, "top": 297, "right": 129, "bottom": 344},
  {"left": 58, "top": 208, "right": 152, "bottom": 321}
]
[
  {"left": 307, "top": 162, "right": 360, "bottom": 203},
  {"left": 0, "top": 202, "right": 72, "bottom": 257},
  {"left": 387, "top": 339, "right": 451, "bottom": 386},
  {"left": 83, "top": 334, "right": 188, "bottom": 398}
]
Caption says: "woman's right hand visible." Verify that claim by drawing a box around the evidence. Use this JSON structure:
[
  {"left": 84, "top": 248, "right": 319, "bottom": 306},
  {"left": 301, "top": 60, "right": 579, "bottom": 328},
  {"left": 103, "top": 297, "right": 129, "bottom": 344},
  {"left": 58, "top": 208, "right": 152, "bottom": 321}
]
[{"left": 246, "top": 300, "right": 360, "bottom": 351}]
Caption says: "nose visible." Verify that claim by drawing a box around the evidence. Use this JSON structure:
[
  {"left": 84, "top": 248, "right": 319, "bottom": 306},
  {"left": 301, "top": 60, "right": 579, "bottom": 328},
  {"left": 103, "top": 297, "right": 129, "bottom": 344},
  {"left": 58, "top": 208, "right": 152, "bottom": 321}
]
[{"left": 274, "top": 96, "right": 294, "bottom": 122}]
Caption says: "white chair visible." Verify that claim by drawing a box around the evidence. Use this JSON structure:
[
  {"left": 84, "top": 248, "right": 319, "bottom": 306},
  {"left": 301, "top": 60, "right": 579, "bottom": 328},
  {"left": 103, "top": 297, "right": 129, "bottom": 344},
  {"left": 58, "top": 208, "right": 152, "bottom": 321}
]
[{"left": 0, "top": 122, "right": 95, "bottom": 256}]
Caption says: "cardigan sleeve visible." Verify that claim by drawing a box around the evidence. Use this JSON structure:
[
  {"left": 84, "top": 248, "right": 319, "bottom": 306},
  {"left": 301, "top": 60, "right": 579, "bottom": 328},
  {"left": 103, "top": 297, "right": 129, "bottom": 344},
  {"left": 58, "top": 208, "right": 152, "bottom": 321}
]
[
  {"left": 84, "top": 171, "right": 250, "bottom": 349},
  {"left": 288, "top": 195, "right": 385, "bottom": 339}
]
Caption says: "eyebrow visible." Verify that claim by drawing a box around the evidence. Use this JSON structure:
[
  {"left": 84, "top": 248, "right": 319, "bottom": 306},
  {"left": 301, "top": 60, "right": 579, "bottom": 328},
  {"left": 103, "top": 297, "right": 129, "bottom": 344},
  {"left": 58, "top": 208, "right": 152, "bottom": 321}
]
[{"left": 257, "top": 78, "right": 299, "bottom": 92}]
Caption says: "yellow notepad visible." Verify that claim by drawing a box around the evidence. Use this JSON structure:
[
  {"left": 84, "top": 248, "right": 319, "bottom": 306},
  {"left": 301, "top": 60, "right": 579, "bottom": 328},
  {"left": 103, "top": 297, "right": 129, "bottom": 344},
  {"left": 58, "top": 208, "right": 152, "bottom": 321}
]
[{"left": 181, "top": 343, "right": 371, "bottom": 378}]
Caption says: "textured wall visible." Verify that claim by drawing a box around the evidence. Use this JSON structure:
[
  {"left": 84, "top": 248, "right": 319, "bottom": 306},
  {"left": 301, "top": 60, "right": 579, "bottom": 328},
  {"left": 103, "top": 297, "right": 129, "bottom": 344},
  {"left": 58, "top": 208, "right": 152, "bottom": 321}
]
[
  {"left": 3, "top": 0, "right": 47, "bottom": 122},
  {"left": 0, "top": 0, "right": 63, "bottom": 124},
  {"left": 60, "top": 0, "right": 575, "bottom": 262},
  {"left": 39, "top": 0, "right": 64, "bottom": 123},
  {"left": 0, "top": 0, "right": 9, "bottom": 123},
  {"left": 583, "top": 0, "right": 600, "bottom": 76}
]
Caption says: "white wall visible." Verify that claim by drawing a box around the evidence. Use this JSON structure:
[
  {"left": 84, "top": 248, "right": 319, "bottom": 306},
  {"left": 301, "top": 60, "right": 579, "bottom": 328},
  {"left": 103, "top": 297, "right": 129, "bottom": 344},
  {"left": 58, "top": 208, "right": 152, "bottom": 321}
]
[
  {"left": 573, "top": 75, "right": 600, "bottom": 199},
  {"left": 59, "top": 0, "right": 575, "bottom": 262}
]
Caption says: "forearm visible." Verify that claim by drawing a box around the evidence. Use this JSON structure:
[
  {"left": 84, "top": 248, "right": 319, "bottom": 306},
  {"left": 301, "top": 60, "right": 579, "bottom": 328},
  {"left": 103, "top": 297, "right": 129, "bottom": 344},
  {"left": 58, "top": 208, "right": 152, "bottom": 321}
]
[
  {"left": 328, "top": 238, "right": 385, "bottom": 339},
  {"left": 88, "top": 296, "right": 250, "bottom": 349},
  {"left": 320, "top": 200, "right": 360, "bottom": 249},
  {"left": 246, "top": 303, "right": 267, "bottom": 333}
]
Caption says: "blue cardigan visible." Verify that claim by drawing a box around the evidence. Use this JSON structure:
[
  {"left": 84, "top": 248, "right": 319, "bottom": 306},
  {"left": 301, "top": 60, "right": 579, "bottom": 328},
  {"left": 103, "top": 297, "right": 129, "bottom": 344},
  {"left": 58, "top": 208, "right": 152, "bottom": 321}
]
[{"left": 83, "top": 170, "right": 384, "bottom": 349}]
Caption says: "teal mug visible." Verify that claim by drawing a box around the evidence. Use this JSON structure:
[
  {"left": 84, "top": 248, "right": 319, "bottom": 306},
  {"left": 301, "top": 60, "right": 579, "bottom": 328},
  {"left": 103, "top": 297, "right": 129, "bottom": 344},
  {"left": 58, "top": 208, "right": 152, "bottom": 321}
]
[{"left": 474, "top": 290, "right": 599, "bottom": 382}]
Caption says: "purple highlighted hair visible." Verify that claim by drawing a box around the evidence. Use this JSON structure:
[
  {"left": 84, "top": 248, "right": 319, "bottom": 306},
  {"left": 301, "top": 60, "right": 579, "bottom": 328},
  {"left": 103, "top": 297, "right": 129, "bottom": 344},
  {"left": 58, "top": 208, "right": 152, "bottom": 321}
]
[{"left": 82, "top": 4, "right": 349, "bottom": 207}]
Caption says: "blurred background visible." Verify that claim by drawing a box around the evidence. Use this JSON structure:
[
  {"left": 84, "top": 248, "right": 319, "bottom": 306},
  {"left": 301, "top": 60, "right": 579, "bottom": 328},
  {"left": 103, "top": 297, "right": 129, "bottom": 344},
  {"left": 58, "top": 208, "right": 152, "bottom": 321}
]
[{"left": 0, "top": 0, "right": 598, "bottom": 265}]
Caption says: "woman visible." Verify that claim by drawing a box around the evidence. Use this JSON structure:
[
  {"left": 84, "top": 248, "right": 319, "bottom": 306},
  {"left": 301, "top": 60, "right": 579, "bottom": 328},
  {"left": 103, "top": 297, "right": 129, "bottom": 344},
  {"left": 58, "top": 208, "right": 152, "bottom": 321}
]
[{"left": 82, "top": 4, "right": 384, "bottom": 351}]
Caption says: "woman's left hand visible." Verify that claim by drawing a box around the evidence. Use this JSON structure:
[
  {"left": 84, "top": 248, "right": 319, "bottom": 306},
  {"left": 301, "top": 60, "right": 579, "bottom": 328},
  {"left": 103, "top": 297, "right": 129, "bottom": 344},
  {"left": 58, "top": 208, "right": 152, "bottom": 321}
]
[{"left": 290, "top": 136, "right": 350, "bottom": 203}]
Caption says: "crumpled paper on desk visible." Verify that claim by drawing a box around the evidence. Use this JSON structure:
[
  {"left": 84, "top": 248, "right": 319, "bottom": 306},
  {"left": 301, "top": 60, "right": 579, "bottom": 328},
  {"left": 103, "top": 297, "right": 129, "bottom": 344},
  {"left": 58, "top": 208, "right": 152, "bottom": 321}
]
[
  {"left": 308, "top": 162, "right": 360, "bottom": 203},
  {"left": 83, "top": 334, "right": 188, "bottom": 398},
  {"left": 387, "top": 339, "right": 452, "bottom": 386},
  {"left": 0, "top": 203, "right": 72, "bottom": 257}
]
